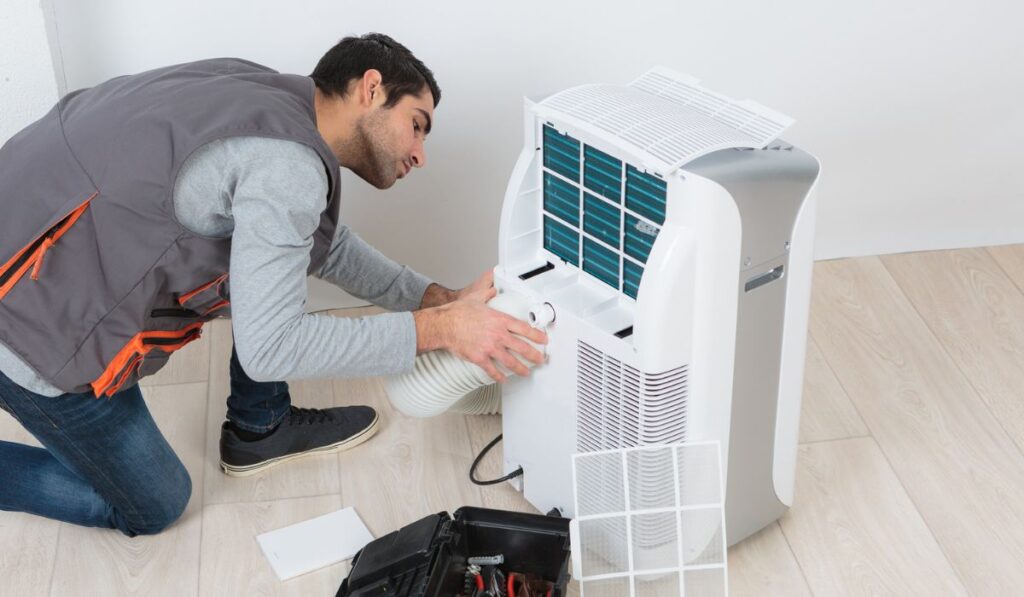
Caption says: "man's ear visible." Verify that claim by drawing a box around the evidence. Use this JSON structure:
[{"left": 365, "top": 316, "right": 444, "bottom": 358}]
[{"left": 360, "top": 69, "right": 385, "bottom": 107}]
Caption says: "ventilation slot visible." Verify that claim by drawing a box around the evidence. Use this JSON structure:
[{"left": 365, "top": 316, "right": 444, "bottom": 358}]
[
  {"left": 576, "top": 342, "right": 609, "bottom": 452},
  {"left": 640, "top": 366, "right": 689, "bottom": 445},
  {"left": 577, "top": 342, "right": 687, "bottom": 452}
]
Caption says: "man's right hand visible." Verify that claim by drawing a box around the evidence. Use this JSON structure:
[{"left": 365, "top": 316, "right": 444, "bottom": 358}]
[{"left": 413, "top": 298, "right": 548, "bottom": 383}]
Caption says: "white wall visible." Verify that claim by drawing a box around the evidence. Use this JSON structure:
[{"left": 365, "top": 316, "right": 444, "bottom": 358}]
[
  {"left": 0, "top": 0, "right": 62, "bottom": 144},
  {"left": 46, "top": 0, "right": 1024, "bottom": 292}
]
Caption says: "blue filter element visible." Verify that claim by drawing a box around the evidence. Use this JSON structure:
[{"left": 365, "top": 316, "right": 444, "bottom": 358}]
[
  {"left": 544, "top": 172, "right": 580, "bottom": 227},
  {"left": 544, "top": 216, "right": 579, "bottom": 266},
  {"left": 584, "top": 145, "right": 622, "bottom": 203},
  {"left": 625, "top": 165, "right": 667, "bottom": 225},
  {"left": 584, "top": 193, "right": 621, "bottom": 249},
  {"left": 624, "top": 214, "right": 659, "bottom": 264},
  {"left": 543, "top": 125, "right": 580, "bottom": 182},
  {"left": 583, "top": 237, "right": 620, "bottom": 290},
  {"left": 623, "top": 259, "right": 644, "bottom": 299}
]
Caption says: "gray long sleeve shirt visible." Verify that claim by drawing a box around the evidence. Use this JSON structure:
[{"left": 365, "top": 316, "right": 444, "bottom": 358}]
[{"left": 0, "top": 136, "right": 431, "bottom": 395}]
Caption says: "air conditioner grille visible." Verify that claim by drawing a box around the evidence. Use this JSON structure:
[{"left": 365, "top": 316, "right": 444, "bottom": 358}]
[
  {"left": 577, "top": 341, "right": 688, "bottom": 452},
  {"left": 539, "top": 66, "right": 793, "bottom": 175}
]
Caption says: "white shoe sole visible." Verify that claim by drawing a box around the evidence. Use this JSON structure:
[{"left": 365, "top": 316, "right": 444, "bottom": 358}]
[{"left": 219, "top": 413, "right": 380, "bottom": 478}]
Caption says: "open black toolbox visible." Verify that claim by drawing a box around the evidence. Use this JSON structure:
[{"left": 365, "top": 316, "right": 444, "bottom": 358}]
[{"left": 337, "top": 506, "right": 572, "bottom": 596}]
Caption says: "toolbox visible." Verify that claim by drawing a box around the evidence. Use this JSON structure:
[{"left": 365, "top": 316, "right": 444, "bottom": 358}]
[{"left": 337, "top": 506, "right": 571, "bottom": 596}]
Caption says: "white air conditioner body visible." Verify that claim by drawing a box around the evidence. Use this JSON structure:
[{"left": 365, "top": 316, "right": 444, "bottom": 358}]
[{"left": 495, "top": 68, "right": 820, "bottom": 544}]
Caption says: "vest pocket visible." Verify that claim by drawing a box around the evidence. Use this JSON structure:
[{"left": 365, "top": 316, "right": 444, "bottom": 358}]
[
  {"left": 177, "top": 273, "right": 230, "bottom": 316},
  {"left": 0, "top": 193, "right": 95, "bottom": 301},
  {"left": 150, "top": 307, "right": 201, "bottom": 318},
  {"left": 91, "top": 322, "right": 204, "bottom": 397}
]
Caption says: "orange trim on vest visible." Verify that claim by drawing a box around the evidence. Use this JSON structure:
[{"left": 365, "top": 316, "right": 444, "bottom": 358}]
[
  {"left": 109, "top": 354, "right": 143, "bottom": 397},
  {"left": 178, "top": 273, "right": 228, "bottom": 306},
  {"left": 0, "top": 244, "right": 45, "bottom": 299},
  {"left": 91, "top": 322, "right": 204, "bottom": 397},
  {"left": 203, "top": 299, "right": 230, "bottom": 315},
  {"left": 0, "top": 194, "right": 95, "bottom": 299},
  {"left": 30, "top": 238, "right": 55, "bottom": 280}
]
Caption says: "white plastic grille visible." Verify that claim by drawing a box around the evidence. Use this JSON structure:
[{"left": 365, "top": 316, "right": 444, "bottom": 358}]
[
  {"left": 631, "top": 69, "right": 789, "bottom": 141},
  {"left": 572, "top": 442, "right": 728, "bottom": 596},
  {"left": 576, "top": 341, "right": 687, "bottom": 452},
  {"left": 538, "top": 66, "right": 793, "bottom": 174}
]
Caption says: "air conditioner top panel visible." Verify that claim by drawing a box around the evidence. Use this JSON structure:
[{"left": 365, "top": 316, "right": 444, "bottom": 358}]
[{"left": 534, "top": 67, "right": 794, "bottom": 177}]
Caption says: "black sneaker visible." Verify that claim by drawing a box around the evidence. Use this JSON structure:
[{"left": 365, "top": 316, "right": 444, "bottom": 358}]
[{"left": 219, "top": 405, "right": 379, "bottom": 477}]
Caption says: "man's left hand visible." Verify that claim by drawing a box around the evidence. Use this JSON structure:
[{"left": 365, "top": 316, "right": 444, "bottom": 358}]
[
  {"left": 419, "top": 269, "right": 495, "bottom": 309},
  {"left": 454, "top": 269, "right": 495, "bottom": 303}
]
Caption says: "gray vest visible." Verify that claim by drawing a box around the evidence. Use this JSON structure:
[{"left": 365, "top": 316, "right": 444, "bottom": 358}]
[{"left": 0, "top": 58, "right": 341, "bottom": 395}]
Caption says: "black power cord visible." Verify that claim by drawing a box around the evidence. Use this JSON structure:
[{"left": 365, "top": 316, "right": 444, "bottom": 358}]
[{"left": 469, "top": 433, "right": 523, "bottom": 486}]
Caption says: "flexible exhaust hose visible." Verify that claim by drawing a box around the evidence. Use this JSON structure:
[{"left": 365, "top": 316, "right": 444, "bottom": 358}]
[{"left": 386, "top": 291, "right": 550, "bottom": 418}]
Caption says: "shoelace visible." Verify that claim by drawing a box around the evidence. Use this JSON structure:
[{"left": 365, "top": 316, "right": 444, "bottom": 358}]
[{"left": 287, "top": 406, "right": 336, "bottom": 426}]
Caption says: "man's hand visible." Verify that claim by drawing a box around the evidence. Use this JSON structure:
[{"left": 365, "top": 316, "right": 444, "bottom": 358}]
[
  {"left": 454, "top": 270, "right": 496, "bottom": 303},
  {"left": 418, "top": 269, "right": 496, "bottom": 309},
  {"left": 413, "top": 298, "right": 548, "bottom": 383}
]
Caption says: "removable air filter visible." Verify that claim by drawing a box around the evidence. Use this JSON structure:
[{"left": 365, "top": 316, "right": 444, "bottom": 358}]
[
  {"left": 540, "top": 125, "right": 666, "bottom": 299},
  {"left": 571, "top": 442, "right": 728, "bottom": 597}
]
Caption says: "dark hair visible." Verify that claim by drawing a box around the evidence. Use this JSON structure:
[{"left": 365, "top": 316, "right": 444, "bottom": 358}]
[{"left": 310, "top": 33, "right": 441, "bottom": 108}]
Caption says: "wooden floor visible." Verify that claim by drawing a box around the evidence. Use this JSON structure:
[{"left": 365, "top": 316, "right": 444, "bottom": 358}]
[{"left": 5, "top": 247, "right": 1024, "bottom": 596}]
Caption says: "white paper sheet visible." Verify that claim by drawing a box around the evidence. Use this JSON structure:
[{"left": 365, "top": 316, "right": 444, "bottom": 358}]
[{"left": 257, "top": 507, "right": 374, "bottom": 581}]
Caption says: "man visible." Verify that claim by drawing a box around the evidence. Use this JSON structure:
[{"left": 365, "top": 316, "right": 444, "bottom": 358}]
[{"left": 0, "top": 33, "right": 546, "bottom": 537}]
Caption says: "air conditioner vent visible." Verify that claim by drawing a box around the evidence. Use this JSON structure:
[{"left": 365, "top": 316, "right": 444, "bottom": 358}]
[
  {"left": 539, "top": 66, "right": 793, "bottom": 175},
  {"left": 577, "top": 341, "right": 688, "bottom": 452}
]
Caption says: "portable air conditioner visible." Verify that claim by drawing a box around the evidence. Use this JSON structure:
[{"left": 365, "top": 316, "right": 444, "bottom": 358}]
[{"left": 494, "top": 67, "right": 820, "bottom": 545}]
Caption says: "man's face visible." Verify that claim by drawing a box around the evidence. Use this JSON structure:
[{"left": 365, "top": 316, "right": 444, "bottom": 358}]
[{"left": 350, "top": 88, "right": 433, "bottom": 189}]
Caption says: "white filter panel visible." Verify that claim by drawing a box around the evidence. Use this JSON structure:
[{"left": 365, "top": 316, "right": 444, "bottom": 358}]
[
  {"left": 537, "top": 67, "right": 793, "bottom": 175},
  {"left": 630, "top": 68, "right": 792, "bottom": 143},
  {"left": 571, "top": 442, "right": 727, "bottom": 597}
]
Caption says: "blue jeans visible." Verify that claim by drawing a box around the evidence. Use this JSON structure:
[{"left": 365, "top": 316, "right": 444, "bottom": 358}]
[{"left": 0, "top": 346, "right": 289, "bottom": 536}]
